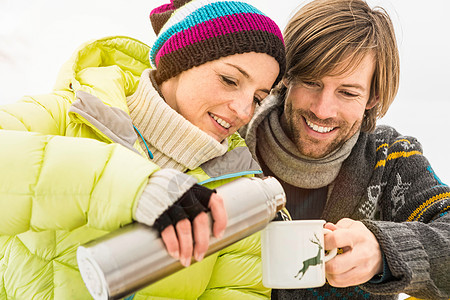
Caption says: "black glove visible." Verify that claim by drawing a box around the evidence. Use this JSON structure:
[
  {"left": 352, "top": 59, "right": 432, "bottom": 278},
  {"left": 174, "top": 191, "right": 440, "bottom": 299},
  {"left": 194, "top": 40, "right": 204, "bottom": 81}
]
[{"left": 153, "top": 184, "right": 216, "bottom": 233}]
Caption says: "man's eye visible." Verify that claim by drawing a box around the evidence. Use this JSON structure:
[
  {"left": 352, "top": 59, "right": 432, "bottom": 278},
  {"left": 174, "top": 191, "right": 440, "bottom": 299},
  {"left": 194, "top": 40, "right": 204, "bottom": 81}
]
[
  {"left": 253, "top": 96, "right": 262, "bottom": 106},
  {"left": 221, "top": 75, "right": 237, "bottom": 86},
  {"left": 302, "top": 81, "right": 319, "bottom": 87},
  {"left": 341, "top": 91, "right": 358, "bottom": 97}
]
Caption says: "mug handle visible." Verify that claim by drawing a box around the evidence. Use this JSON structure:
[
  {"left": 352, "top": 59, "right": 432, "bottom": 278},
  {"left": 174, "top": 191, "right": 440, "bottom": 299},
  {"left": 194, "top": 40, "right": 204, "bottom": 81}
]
[{"left": 323, "top": 228, "right": 338, "bottom": 263}]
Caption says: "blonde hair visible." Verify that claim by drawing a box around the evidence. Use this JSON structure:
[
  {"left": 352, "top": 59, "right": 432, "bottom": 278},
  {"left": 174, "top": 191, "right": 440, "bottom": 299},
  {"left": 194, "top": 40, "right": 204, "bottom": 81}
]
[{"left": 279, "top": 0, "right": 400, "bottom": 132}]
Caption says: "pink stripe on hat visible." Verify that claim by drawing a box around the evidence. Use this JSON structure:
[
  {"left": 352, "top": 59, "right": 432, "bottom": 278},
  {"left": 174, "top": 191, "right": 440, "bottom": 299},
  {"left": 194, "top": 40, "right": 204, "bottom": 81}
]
[{"left": 155, "top": 13, "right": 282, "bottom": 65}]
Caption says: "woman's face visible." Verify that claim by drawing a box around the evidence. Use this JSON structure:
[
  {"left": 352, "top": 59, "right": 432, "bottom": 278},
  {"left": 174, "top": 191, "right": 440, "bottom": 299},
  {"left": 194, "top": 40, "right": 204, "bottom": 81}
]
[{"left": 160, "top": 52, "right": 279, "bottom": 142}]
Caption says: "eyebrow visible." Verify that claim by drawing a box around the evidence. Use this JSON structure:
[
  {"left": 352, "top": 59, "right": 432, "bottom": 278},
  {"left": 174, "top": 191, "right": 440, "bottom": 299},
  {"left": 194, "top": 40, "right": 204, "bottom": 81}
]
[
  {"left": 225, "top": 63, "right": 271, "bottom": 94},
  {"left": 341, "top": 84, "right": 366, "bottom": 91},
  {"left": 226, "top": 63, "right": 249, "bottom": 77}
]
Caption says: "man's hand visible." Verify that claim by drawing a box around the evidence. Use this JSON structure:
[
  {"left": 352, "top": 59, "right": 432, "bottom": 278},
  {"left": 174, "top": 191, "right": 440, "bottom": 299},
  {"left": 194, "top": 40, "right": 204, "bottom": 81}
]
[
  {"left": 324, "top": 218, "right": 383, "bottom": 287},
  {"left": 159, "top": 192, "right": 227, "bottom": 267}
]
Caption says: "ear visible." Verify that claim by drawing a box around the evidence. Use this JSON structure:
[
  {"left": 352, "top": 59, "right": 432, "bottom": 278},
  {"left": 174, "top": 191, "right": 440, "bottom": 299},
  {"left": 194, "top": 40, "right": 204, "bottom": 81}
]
[
  {"left": 366, "top": 94, "right": 379, "bottom": 110},
  {"left": 282, "top": 78, "right": 289, "bottom": 87}
]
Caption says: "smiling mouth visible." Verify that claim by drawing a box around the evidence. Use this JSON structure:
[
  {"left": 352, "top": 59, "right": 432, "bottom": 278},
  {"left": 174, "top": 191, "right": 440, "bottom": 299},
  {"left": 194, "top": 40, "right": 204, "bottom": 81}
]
[
  {"left": 305, "top": 118, "right": 335, "bottom": 133},
  {"left": 209, "top": 112, "right": 231, "bottom": 129}
]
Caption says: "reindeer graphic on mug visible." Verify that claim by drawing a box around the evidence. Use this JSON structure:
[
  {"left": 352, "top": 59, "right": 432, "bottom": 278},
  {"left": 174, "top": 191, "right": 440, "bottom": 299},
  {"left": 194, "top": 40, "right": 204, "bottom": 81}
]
[{"left": 294, "top": 233, "right": 322, "bottom": 280}]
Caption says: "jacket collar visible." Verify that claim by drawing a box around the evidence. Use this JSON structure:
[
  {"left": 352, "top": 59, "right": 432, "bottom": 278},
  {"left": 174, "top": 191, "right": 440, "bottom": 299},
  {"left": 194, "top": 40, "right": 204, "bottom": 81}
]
[{"left": 69, "top": 90, "right": 139, "bottom": 155}]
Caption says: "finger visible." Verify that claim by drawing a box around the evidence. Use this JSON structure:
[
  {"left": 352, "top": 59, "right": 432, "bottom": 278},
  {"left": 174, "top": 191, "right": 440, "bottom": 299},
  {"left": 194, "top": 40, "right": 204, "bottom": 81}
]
[
  {"left": 209, "top": 193, "right": 227, "bottom": 239},
  {"left": 326, "top": 266, "right": 362, "bottom": 287},
  {"left": 325, "top": 250, "right": 355, "bottom": 275},
  {"left": 334, "top": 218, "right": 356, "bottom": 229},
  {"left": 324, "top": 222, "right": 337, "bottom": 231},
  {"left": 192, "top": 212, "right": 210, "bottom": 262},
  {"left": 175, "top": 218, "right": 193, "bottom": 267},
  {"left": 327, "top": 260, "right": 376, "bottom": 287},
  {"left": 324, "top": 228, "right": 355, "bottom": 251},
  {"left": 160, "top": 225, "right": 179, "bottom": 260}
]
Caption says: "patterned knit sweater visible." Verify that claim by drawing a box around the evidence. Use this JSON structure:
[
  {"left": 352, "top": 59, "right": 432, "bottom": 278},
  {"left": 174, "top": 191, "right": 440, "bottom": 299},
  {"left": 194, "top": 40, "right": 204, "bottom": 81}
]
[{"left": 241, "top": 96, "right": 450, "bottom": 299}]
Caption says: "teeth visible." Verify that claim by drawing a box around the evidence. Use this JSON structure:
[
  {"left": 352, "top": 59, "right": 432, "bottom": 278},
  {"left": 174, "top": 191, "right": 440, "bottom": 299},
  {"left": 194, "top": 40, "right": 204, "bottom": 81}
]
[
  {"left": 306, "top": 119, "right": 334, "bottom": 133},
  {"left": 209, "top": 113, "right": 231, "bottom": 129}
]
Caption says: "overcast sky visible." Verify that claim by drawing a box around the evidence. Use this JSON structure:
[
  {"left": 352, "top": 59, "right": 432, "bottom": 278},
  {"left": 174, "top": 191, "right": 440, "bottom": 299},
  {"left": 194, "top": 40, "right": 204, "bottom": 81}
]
[{"left": 0, "top": 0, "right": 449, "bottom": 183}]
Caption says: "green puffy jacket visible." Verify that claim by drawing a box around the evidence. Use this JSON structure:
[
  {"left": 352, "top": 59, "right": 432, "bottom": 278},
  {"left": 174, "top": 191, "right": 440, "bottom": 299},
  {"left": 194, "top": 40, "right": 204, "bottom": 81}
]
[{"left": 0, "top": 36, "right": 269, "bottom": 299}]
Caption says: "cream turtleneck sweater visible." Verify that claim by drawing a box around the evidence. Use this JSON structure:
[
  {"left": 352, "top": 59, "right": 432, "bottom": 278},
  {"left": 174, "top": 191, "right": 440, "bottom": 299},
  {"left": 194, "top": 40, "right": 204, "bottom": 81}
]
[{"left": 127, "top": 69, "right": 228, "bottom": 172}]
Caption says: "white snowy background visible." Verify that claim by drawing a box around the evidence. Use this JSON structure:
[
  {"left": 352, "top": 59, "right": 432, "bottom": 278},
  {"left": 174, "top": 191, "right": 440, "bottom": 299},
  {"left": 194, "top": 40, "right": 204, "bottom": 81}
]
[
  {"left": 0, "top": 1, "right": 448, "bottom": 298},
  {"left": 0, "top": 0, "right": 448, "bottom": 184}
]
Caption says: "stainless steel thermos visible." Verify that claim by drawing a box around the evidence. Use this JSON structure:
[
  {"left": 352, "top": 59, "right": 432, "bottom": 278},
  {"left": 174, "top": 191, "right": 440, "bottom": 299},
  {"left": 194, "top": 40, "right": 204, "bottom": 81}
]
[{"left": 77, "top": 176, "right": 286, "bottom": 300}]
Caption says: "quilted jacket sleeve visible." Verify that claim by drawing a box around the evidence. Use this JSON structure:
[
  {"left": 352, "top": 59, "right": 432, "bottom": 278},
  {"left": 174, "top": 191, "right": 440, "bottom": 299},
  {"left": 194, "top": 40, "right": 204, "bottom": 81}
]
[
  {"left": 0, "top": 92, "right": 74, "bottom": 135},
  {"left": 0, "top": 129, "right": 158, "bottom": 235}
]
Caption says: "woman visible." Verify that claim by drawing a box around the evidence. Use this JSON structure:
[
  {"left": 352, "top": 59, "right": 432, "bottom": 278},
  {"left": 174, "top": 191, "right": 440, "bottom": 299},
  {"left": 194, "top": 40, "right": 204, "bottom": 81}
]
[{"left": 0, "top": 0, "right": 285, "bottom": 299}]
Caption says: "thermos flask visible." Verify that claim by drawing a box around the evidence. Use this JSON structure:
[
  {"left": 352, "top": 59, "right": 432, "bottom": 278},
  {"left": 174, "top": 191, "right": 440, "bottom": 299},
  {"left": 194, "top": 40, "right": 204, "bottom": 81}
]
[{"left": 77, "top": 176, "right": 286, "bottom": 300}]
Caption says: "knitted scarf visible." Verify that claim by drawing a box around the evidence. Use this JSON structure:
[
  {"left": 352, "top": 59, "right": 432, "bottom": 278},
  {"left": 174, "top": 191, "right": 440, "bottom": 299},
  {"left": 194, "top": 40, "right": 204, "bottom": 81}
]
[
  {"left": 127, "top": 69, "right": 228, "bottom": 172},
  {"left": 245, "top": 93, "right": 358, "bottom": 189}
]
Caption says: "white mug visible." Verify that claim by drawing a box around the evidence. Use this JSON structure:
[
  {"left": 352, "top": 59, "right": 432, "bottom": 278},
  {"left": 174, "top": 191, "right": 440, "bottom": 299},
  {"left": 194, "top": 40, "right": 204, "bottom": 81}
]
[{"left": 261, "top": 220, "right": 337, "bottom": 289}]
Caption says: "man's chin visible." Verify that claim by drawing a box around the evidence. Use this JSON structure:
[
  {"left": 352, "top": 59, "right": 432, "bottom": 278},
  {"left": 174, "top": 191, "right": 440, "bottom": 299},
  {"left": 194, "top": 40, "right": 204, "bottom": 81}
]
[{"left": 295, "top": 142, "right": 338, "bottom": 159}]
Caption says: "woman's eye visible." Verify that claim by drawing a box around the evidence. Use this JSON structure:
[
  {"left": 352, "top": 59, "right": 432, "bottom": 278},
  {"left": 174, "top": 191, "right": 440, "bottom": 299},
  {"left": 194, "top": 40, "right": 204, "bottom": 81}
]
[
  {"left": 221, "top": 75, "right": 237, "bottom": 86},
  {"left": 253, "top": 96, "right": 262, "bottom": 106}
]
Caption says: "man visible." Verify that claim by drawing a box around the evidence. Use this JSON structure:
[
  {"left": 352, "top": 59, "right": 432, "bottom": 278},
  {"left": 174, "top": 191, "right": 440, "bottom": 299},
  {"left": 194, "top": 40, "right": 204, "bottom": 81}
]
[{"left": 241, "top": 0, "right": 450, "bottom": 299}]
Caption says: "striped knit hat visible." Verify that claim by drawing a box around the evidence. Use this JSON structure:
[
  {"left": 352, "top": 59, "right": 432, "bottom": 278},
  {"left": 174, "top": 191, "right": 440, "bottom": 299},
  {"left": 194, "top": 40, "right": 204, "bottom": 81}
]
[{"left": 150, "top": 0, "right": 285, "bottom": 84}]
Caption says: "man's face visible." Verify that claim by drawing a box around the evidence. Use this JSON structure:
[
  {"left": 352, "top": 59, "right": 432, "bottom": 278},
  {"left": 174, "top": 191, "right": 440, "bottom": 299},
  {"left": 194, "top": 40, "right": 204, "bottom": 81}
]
[{"left": 282, "top": 54, "right": 377, "bottom": 159}]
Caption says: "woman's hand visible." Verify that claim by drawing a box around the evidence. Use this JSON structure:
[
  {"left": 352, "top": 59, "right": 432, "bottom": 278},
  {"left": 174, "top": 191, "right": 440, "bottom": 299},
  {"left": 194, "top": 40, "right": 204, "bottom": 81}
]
[{"left": 155, "top": 185, "right": 227, "bottom": 267}]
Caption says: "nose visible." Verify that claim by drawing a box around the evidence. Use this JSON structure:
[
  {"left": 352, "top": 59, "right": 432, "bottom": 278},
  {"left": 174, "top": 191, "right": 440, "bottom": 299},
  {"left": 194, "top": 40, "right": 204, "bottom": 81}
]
[
  {"left": 309, "top": 89, "right": 338, "bottom": 120},
  {"left": 228, "top": 96, "right": 254, "bottom": 125}
]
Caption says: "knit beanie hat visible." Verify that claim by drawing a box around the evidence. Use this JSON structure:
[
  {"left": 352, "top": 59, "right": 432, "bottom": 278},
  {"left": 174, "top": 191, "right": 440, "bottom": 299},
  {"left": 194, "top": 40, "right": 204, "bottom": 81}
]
[{"left": 149, "top": 0, "right": 286, "bottom": 85}]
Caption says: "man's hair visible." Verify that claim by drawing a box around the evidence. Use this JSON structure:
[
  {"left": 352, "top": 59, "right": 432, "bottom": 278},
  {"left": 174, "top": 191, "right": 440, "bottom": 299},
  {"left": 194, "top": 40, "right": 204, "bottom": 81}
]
[{"left": 279, "top": 0, "right": 399, "bottom": 132}]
